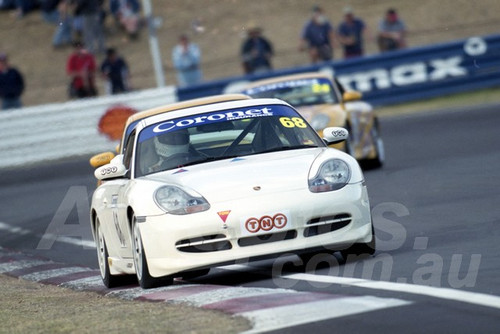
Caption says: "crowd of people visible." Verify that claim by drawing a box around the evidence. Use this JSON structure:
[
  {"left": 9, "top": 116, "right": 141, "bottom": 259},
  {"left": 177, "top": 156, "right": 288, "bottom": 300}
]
[{"left": 0, "top": 3, "right": 408, "bottom": 110}]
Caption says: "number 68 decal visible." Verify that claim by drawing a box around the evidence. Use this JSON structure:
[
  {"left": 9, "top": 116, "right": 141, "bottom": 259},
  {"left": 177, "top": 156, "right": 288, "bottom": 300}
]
[{"left": 279, "top": 117, "right": 307, "bottom": 128}]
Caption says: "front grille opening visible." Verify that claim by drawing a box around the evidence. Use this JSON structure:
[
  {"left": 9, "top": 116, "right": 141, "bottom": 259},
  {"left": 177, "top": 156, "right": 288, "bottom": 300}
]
[
  {"left": 176, "top": 234, "right": 232, "bottom": 253},
  {"left": 238, "top": 230, "right": 297, "bottom": 247},
  {"left": 304, "top": 214, "right": 351, "bottom": 237}
]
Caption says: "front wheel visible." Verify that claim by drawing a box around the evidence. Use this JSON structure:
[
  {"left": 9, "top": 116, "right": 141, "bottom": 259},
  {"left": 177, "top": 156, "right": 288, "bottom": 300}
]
[
  {"left": 95, "top": 219, "right": 131, "bottom": 288},
  {"left": 131, "top": 217, "right": 172, "bottom": 289}
]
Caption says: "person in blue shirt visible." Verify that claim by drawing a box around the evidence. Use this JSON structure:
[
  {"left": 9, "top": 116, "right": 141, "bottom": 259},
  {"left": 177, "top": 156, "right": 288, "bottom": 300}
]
[
  {"left": 172, "top": 34, "right": 202, "bottom": 87},
  {"left": 337, "top": 7, "right": 367, "bottom": 59},
  {"left": 100, "top": 47, "right": 130, "bottom": 94},
  {"left": 241, "top": 26, "right": 274, "bottom": 75},
  {"left": 299, "top": 5, "right": 335, "bottom": 64},
  {"left": 0, "top": 53, "right": 24, "bottom": 110}
]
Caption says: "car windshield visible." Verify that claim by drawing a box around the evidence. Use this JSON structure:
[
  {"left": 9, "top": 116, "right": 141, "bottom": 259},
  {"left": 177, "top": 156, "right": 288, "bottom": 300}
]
[
  {"left": 244, "top": 78, "right": 339, "bottom": 107},
  {"left": 134, "top": 104, "right": 325, "bottom": 176}
]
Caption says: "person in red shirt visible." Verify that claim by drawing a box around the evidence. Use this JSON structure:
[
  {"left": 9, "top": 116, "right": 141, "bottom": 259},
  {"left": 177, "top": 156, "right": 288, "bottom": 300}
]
[{"left": 66, "top": 41, "right": 98, "bottom": 98}]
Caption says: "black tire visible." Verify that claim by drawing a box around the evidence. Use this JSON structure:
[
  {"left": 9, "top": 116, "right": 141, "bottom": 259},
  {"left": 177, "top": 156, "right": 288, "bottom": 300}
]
[
  {"left": 95, "top": 219, "right": 131, "bottom": 288},
  {"left": 340, "top": 223, "right": 376, "bottom": 260},
  {"left": 131, "top": 217, "right": 172, "bottom": 289}
]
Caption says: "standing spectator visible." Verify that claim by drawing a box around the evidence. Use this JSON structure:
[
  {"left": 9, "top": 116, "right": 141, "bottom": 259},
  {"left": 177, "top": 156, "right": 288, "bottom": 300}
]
[
  {"left": 377, "top": 8, "right": 407, "bottom": 52},
  {"left": 49, "top": 0, "right": 75, "bottom": 48},
  {"left": 74, "top": 0, "right": 105, "bottom": 54},
  {"left": 66, "top": 41, "right": 97, "bottom": 98},
  {"left": 172, "top": 34, "right": 202, "bottom": 87},
  {"left": 110, "top": 0, "right": 141, "bottom": 39},
  {"left": 0, "top": 53, "right": 24, "bottom": 110},
  {"left": 40, "top": 0, "right": 61, "bottom": 24},
  {"left": 337, "top": 7, "right": 367, "bottom": 59},
  {"left": 299, "top": 5, "right": 335, "bottom": 63},
  {"left": 241, "top": 25, "right": 274, "bottom": 75},
  {"left": 100, "top": 47, "right": 130, "bottom": 95}
]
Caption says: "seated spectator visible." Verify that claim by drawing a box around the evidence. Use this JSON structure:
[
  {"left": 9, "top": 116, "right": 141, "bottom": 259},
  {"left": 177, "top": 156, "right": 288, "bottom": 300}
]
[
  {"left": 100, "top": 47, "right": 130, "bottom": 95},
  {"left": 110, "top": 0, "right": 141, "bottom": 39},
  {"left": 377, "top": 8, "right": 407, "bottom": 52},
  {"left": 241, "top": 25, "right": 274, "bottom": 75}
]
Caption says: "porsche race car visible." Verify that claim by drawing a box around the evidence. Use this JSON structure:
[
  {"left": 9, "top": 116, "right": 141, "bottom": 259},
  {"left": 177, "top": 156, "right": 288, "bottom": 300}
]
[
  {"left": 90, "top": 97, "right": 375, "bottom": 288},
  {"left": 242, "top": 72, "right": 385, "bottom": 168}
]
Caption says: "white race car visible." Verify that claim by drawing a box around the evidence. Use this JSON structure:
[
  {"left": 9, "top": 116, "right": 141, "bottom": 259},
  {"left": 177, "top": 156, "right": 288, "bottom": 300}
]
[{"left": 90, "top": 97, "right": 375, "bottom": 288}]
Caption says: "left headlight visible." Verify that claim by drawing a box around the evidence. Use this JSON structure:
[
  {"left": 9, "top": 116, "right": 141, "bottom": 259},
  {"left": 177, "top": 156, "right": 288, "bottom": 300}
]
[
  {"left": 309, "top": 159, "right": 351, "bottom": 193},
  {"left": 154, "top": 185, "right": 210, "bottom": 215}
]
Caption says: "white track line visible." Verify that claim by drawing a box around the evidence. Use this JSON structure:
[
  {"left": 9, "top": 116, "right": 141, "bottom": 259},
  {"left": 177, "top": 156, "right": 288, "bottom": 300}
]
[
  {"left": 0, "top": 221, "right": 95, "bottom": 249},
  {"left": 241, "top": 296, "right": 410, "bottom": 334},
  {"left": 283, "top": 273, "right": 500, "bottom": 310}
]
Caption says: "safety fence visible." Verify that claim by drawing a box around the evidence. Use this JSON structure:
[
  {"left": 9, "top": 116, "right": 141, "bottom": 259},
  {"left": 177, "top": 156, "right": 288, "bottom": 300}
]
[{"left": 0, "top": 34, "right": 499, "bottom": 169}]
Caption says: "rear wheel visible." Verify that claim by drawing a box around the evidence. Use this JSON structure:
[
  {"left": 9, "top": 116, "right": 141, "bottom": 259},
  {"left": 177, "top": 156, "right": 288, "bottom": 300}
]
[
  {"left": 95, "top": 219, "right": 130, "bottom": 288},
  {"left": 131, "top": 217, "right": 172, "bottom": 289}
]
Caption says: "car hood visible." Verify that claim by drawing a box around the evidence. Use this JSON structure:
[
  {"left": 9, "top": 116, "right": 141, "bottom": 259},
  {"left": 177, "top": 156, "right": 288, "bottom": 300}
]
[{"left": 144, "top": 148, "right": 326, "bottom": 202}]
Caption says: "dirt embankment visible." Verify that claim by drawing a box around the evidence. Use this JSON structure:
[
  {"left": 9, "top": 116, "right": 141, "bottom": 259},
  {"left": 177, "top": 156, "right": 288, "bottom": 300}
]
[{"left": 0, "top": 0, "right": 498, "bottom": 106}]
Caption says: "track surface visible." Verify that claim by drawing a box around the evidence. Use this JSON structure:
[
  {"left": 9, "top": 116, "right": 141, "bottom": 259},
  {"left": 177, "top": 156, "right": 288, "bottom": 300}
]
[{"left": 1, "top": 104, "right": 500, "bottom": 333}]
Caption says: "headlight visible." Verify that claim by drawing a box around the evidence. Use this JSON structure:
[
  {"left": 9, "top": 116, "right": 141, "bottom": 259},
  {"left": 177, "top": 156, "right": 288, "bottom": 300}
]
[
  {"left": 310, "top": 114, "right": 331, "bottom": 131},
  {"left": 154, "top": 186, "right": 210, "bottom": 215},
  {"left": 309, "top": 159, "right": 351, "bottom": 193}
]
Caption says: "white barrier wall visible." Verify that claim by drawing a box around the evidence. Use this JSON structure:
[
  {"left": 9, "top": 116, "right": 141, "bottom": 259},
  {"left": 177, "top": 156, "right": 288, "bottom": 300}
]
[{"left": 0, "top": 86, "right": 177, "bottom": 169}]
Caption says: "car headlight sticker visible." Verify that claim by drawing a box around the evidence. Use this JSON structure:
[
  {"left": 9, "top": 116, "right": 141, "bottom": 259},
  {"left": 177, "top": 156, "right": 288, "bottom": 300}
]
[
  {"left": 309, "top": 159, "right": 351, "bottom": 193},
  {"left": 154, "top": 185, "right": 210, "bottom": 215}
]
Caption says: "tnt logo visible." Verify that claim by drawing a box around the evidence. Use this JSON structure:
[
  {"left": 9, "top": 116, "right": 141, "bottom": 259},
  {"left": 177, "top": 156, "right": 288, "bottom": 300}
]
[{"left": 245, "top": 213, "right": 288, "bottom": 233}]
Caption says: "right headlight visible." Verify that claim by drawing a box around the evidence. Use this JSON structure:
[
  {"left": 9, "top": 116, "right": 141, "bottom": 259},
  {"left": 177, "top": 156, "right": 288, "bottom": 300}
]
[{"left": 309, "top": 159, "right": 351, "bottom": 193}]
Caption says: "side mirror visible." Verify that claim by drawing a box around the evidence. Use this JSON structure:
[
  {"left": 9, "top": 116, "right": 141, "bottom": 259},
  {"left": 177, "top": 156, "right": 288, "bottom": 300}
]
[
  {"left": 94, "top": 155, "right": 127, "bottom": 180},
  {"left": 89, "top": 152, "right": 116, "bottom": 168},
  {"left": 343, "top": 91, "right": 362, "bottom": 102},
  {"left": 323, "top": 127, "right": 349, "bottom": 145}
]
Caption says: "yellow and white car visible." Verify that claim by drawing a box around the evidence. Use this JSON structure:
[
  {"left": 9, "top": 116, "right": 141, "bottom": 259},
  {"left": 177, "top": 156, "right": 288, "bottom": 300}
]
[
  {"left": 242, "top": 73, "right": 384, "bottom": 168},
  {"left": 90, "top": 97, "right": 375, "bottom": 288}
]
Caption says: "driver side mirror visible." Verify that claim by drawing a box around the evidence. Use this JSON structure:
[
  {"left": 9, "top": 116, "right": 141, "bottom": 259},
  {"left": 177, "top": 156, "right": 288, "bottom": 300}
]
[
  {"left": 94, "top": 154, "right": 127, "bottom": 180},
  {"left": 343, "top": 91, "right": 362, "bottom": 102},
  {"left": 322, "top": 127, "right": 349, "bottom": 145}
]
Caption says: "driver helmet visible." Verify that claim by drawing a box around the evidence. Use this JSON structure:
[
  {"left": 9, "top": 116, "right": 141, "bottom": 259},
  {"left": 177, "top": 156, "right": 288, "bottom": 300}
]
[{"left": 154, "top": 129, "right": 190, "bottom": 158}]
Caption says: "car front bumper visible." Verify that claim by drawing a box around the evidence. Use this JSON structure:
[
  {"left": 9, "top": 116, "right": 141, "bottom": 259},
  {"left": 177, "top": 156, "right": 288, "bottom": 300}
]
[{"left": 138, "top": 182, "right": 372, "bottom": 278}]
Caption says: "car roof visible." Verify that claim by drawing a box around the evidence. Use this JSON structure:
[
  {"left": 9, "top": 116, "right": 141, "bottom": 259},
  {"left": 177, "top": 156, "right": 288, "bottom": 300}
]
[
  {"left": 120, "top": 94, "right": 251, "bottom": 148},
  {"left": 137, "top": 97, "right": 291, "bottom": 131},
  {"left": 244, "top": 72, "right": 333, "bottom": 90}
]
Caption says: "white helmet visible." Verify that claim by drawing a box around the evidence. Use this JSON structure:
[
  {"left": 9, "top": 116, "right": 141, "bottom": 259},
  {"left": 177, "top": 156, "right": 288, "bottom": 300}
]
[{"left": 154, "top": 130, "right": 190, "bottom": 158}]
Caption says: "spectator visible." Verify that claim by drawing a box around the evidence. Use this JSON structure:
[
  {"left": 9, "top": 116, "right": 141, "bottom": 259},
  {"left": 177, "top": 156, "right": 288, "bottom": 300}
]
[
  {"left": 337, "top": 7, "right": 367, "bottom": 59},
  {"left": 172, "top": 34, "right": 202, "bottom": 87},
  {"left": 110, "top": 0, "right": 141, "bottom": 39},
  {"left": 66, "top": 41, "right": 97, "bottom": 98},
  {"left": 100, "top": 47, "right": 130, "bottom": 95},
  {"left": 51, "top": 0, "right": 75, "bottom": 48},
  {"left": 12, "top": 0, "right": 39, "bottom": 18},
  {"left": 299, "top": 5, "right": 335, "bottom": 63},
  {"left": 0, "top": 53, "right": 24, "bottom": 110},
  {"left": 377, "top": 8, "right": 407, "bottom": 52},
  {"left": 40, "top": 0, "right": 61, "bottom": 24},
  {"left": 73, "top": 0, "right": 105, "bottom": 54},
  {"left": 241, "top": 25, "right": 274, "bottom": 75}
]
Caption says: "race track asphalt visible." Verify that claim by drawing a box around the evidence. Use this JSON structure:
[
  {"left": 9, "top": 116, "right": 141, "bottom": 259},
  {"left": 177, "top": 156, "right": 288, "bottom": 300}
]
[{"left": 1, "top": 103, "right": 499, "bottom": 333}]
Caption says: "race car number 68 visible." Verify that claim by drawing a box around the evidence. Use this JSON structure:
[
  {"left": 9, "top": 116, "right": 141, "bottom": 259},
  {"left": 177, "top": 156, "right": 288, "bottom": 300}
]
[{"left": 280, "top": 117, "right": 307, "bottom": 128}]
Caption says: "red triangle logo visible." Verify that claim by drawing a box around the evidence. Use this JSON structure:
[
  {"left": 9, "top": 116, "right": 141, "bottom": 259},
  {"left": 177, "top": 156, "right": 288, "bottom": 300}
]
[{"left": 217, "top": 210, "right": 231, "bottom": 223}]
